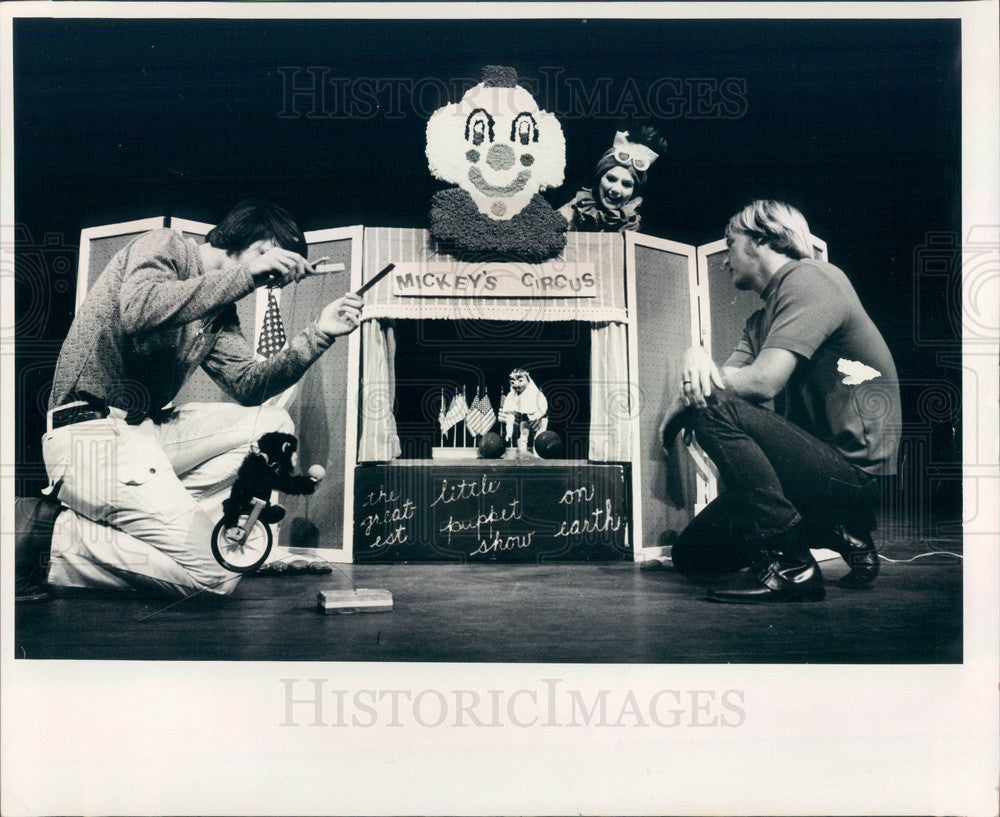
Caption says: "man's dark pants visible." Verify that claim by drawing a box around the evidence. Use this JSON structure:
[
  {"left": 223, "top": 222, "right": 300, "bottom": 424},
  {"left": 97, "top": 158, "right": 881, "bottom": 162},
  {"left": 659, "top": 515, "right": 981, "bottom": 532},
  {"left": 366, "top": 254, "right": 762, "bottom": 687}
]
[{"left": 672, "top": 392, "right": 880, "bottom": 576}]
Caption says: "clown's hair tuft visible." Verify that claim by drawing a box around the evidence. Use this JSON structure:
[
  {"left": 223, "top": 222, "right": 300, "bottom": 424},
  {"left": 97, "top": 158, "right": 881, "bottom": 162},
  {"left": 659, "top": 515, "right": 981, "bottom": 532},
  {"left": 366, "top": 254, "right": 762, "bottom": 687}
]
[{"left": 482, "top": 65, "right": 518, "bottom": 88}]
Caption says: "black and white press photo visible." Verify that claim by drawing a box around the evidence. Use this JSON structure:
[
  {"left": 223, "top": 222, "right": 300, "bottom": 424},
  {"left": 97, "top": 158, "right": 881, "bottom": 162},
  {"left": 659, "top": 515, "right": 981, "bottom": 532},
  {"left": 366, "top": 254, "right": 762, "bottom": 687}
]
[{"left": 2, "top": 2, "right": 997, "bottom": 815}]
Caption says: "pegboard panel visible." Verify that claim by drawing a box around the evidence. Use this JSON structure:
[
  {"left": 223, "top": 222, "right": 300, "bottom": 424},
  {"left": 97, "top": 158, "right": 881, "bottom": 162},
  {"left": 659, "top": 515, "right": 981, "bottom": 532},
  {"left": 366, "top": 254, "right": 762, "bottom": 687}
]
[
  {"left": 627, "top": 234, "right": 699, "bottom": 557},
  {"left": 276, "top": 229, "right": 360, "bottom": 554}
]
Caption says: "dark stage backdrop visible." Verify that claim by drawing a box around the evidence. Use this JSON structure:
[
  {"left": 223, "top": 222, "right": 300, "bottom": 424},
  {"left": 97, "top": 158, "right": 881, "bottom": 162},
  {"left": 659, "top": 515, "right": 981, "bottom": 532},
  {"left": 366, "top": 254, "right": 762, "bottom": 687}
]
[{"left": 14, "top": 17, "right": 962, "bottom": 516}]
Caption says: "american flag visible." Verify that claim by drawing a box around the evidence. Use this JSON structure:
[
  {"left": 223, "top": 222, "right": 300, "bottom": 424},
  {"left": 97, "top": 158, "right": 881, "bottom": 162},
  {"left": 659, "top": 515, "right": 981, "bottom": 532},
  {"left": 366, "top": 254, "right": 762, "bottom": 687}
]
[
  {"left": 440, "top": 388, "right": 468, "bottom": 434},
  {"left": 256, "top": 288, "right": 287, "bottom": 357},
  {"left": 465, "top": 389, "right": 485, "bottom": 436},
  {"left": 466, "top": 388, "right": 497, "bottom": 437},
  {"left": 481, "top": 389, "right": 497, "bottom": 433}
]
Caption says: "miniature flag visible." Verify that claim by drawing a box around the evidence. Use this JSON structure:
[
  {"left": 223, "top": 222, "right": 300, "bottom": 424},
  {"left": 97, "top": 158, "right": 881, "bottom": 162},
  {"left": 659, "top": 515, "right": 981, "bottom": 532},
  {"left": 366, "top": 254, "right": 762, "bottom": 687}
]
[
  {"left": 440, "top": 390, "right": 468, "bottom": 434},
  {"left": 479, "top": 389, "right": 497, "bottom": 433},
  {"left": 466, "top": 389, "right": 496, "bottom": 437},
  {"left": 443, "top": 388, "right": 468, "bottom": 433},
  {"left": 439, "top": 393, "right": 455, "bottom": 434},
  {"left": 465, "top": 390, "right": 487, "bottom": 436},
  {"left": 257, "top": 289, "right": 287, "bottom": 357},
  {"left": 454, "top": 388, "right": 470, "bottom": 422}
]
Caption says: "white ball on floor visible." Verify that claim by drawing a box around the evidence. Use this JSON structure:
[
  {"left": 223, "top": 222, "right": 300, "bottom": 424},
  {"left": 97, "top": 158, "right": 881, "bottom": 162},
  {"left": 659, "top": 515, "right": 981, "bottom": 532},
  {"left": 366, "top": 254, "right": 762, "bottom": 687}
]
[{"left": 308, "top": 464, "right": 326, "bottom": 481}]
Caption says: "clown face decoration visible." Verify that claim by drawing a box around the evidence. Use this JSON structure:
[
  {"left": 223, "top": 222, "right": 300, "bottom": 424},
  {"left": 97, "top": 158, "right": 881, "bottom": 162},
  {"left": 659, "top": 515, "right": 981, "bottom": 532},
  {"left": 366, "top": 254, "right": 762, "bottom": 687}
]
[{"left": 426, "top": 66, "right": 568, "bottom": 262}]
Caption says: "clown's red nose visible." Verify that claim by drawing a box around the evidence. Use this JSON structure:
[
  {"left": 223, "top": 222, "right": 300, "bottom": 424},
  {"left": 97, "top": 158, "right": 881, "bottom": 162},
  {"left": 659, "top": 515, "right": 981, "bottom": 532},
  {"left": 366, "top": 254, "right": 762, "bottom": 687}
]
[{"left": 487, "top": 143, "right": 515, "bottom": 171}]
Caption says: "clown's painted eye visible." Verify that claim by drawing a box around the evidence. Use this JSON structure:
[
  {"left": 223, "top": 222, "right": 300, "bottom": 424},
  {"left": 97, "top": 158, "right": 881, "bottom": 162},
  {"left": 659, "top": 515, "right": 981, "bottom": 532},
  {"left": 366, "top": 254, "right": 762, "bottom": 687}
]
[
  {"left": 510, "top": 112, "right": 538, "bottom": 146},
  {"left": 465, "top": 109, "right": 495, "bottom": 147}
]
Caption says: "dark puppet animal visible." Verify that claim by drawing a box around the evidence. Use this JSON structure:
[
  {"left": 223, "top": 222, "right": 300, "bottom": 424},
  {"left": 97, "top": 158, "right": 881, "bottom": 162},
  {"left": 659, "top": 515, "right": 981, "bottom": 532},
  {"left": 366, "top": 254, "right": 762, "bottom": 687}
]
[{"left": 221, "top": 432, "right": 316, "bottom": 528}]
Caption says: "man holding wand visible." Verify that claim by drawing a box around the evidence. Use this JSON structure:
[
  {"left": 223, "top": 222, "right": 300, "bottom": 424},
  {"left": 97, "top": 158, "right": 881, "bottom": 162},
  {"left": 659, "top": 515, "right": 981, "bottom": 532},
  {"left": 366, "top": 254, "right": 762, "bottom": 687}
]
[{"left": 18, "top": 199, "right": 363, "bottom": 600}]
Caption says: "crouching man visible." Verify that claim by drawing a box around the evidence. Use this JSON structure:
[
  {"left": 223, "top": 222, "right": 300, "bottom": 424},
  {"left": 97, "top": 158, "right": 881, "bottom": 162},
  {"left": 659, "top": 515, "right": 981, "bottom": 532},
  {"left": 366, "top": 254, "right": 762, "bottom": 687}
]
[
  {"left": 660, "top": 200, "right": 900, "bottom": 603},
  {"left": 18, "top": 199, "right": 363, "bottom": 600}
]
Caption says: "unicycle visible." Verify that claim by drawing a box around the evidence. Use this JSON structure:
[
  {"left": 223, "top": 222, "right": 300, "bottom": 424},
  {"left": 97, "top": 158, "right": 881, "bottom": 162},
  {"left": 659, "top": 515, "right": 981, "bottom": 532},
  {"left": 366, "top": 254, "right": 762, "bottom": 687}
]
[{"left": 211, "top": 497, "right": 274, "bottom": 573}]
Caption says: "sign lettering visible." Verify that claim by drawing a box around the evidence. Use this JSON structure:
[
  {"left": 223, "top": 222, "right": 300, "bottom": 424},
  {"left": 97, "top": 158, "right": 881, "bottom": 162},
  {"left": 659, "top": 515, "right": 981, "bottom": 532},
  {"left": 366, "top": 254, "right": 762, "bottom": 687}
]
[{"left": 391, "top": 262, "right": 597, "bottom": 298}]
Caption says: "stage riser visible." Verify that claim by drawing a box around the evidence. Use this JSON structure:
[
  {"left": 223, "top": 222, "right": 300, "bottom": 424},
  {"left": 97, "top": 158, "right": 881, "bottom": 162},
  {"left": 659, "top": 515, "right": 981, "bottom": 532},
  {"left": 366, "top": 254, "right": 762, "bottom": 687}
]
[{"left": 353, "top": 463, "right": 630, "bottom": 563}]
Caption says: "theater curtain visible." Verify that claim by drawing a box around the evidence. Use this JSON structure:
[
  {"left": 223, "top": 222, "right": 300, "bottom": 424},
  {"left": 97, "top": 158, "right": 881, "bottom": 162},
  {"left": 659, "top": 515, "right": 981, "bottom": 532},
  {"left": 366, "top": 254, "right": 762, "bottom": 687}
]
[
  {"left": 589, "top": 321, "right": 632, "bottom": 461},
  {"left": 357, "top": 319, "right": 402, "bottom": 462}
]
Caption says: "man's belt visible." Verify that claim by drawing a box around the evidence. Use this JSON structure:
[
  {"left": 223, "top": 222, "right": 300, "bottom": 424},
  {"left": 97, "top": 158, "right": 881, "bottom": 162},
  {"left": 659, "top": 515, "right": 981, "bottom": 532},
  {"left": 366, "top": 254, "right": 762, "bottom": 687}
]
[{"left": 48, "top": 400, "right": 111, "bottom": 431}]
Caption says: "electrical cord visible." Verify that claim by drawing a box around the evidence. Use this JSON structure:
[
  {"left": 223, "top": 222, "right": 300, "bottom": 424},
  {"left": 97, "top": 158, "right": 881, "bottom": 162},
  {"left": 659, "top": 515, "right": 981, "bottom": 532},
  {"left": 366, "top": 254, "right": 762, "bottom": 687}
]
[{"left": 878, "top": 551, "right": 963, "bottom": 563}]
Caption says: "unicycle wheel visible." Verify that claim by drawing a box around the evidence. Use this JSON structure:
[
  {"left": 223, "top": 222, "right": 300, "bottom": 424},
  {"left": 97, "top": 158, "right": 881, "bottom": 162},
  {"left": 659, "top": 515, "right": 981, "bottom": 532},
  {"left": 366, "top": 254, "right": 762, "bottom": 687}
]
[{"left": 211, "top": 517, "right": 273, "bottom": 573}]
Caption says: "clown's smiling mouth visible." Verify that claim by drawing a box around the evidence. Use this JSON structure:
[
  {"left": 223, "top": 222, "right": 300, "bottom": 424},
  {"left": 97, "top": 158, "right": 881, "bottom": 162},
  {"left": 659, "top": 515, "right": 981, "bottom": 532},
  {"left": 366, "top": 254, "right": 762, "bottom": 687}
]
[{"left": 468, "top": 166, "right": 532, "bottom": 197}]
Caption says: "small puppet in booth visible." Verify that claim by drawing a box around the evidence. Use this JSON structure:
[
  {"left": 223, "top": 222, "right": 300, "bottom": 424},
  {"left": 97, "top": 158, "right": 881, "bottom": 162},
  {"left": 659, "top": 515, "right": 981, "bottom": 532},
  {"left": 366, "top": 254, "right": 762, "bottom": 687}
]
[
  {"left": 558, "top": 127, "right": 666, "bottom": 233},
  {"left": 425, "top": 65, "right": 568, "bottom": 262},
  {"left": 221, "top": 432, "right": 319, "bottom": 531},
  {"left": 498, "top": 368, "right": 549, "bottom": 455}
]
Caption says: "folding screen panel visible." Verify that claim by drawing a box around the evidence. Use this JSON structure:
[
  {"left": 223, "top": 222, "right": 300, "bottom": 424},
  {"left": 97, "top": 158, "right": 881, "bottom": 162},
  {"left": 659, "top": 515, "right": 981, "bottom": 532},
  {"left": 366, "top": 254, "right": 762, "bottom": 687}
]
[
  {"left": 626, "top": 233, "right": 701, "bottom": 561},
  {"left": 277, "top": 226, "right": 363, "bottom": 560}
]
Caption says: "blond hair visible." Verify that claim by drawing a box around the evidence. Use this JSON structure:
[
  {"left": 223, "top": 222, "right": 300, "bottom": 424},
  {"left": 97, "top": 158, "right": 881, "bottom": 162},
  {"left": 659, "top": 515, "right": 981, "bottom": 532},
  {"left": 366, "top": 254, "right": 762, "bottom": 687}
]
[{"left": 725, "top": 200, "right": 814, "bottom": 260}]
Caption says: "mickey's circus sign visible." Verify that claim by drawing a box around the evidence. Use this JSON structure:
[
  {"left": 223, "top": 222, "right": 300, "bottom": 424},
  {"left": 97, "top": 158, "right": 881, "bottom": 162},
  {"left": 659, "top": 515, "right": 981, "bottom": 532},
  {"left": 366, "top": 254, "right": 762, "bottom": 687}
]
[{"left": 390, "top": 262, "right": 598, "bottom": 298}]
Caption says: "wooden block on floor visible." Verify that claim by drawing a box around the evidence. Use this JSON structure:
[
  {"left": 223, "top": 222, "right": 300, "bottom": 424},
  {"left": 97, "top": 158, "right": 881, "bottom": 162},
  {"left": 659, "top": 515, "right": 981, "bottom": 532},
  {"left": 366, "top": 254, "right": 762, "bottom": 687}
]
[{"left": 317, "top": 588, "right": 393, "bottom": 614}]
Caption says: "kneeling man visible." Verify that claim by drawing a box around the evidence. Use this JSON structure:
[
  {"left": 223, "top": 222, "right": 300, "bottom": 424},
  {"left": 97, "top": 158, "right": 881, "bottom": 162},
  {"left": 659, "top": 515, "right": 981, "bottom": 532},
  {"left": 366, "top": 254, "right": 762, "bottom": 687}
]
[
  {"left": 20, "top": 199, "right": 363, "bottom": 600},
  {"left": 660, "top": 200, "right": 900, "bottom": 603}
]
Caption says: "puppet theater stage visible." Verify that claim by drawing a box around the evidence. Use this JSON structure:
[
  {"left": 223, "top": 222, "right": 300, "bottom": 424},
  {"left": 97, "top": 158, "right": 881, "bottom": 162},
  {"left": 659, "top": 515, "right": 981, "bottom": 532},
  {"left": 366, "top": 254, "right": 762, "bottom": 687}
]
[
  {"left": 58, "top": 218, "right": 740, "bottom": 566},
  {"left": 14, "top": 219, "right": 962, "bottom": 663}
]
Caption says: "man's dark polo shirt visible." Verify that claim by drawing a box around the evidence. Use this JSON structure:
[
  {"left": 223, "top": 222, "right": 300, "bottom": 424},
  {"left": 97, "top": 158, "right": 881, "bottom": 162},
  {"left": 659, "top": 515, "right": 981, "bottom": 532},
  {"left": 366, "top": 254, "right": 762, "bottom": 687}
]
[{"left": 726, "top": 258, "right": 901, "bottom": 475}]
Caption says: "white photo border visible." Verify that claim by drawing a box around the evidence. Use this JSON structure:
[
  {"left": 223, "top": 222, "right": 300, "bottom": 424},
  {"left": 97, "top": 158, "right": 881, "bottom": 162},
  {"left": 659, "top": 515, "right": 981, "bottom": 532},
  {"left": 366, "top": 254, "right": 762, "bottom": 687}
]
[{"left": 1, "top": 2, "right": 997, "bottom": 815}]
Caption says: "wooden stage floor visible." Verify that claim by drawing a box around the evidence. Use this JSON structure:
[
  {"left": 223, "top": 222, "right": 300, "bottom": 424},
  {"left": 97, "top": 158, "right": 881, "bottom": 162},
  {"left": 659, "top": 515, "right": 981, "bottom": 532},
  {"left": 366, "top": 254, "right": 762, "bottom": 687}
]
[{"left": 16, "top": 531, "right": 962, "bottom": 663}]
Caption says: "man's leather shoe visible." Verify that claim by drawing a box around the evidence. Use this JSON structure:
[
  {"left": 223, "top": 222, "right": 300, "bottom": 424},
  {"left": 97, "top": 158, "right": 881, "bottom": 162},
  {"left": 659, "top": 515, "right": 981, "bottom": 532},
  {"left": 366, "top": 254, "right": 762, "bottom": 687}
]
[
  {"left": 14, "top": 496, "right": 62, "bottom": 603},
  {"left": 706, "top": 553, "right": 826, "bottom": 604},
  {"left": 830, "top": 523, "right": 879, "bottom": 589},
  {"left": 15, "top": 575, "right": 51, "bottom": 603}
]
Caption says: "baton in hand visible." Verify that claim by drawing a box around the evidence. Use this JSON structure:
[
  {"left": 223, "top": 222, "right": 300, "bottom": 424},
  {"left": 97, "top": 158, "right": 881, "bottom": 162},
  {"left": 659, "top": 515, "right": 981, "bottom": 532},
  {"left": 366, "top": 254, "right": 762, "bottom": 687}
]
[{"left": 354, "top": 263, "right": 396, "bottom": 296}]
